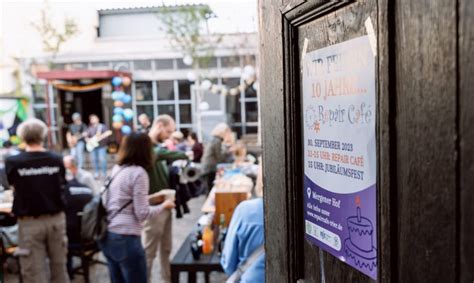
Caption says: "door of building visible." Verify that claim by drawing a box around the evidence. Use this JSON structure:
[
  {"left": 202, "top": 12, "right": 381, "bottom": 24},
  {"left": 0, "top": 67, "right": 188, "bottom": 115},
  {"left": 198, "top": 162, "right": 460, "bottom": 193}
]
[
  {"left": 260, "top": 0, "right": 473, "bottom": 282},
  {"left": 60, "top": 89, "right": 103, "bottom": 149}
]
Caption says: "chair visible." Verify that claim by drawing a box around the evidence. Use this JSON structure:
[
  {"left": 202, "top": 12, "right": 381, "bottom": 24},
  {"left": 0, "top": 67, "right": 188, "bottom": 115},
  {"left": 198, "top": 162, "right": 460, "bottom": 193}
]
[
  {"left": 0, "top": 211, "right": 22, "bottom": 283},
  {"left": 67, "top": 213, "right": 106, "bottom": 283}
]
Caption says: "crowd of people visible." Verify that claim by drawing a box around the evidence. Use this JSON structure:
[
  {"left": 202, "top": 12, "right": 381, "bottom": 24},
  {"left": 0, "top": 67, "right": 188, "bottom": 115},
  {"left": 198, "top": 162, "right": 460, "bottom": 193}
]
[{"left": 2, "top": 112, "right": 264, "bottom": 283}]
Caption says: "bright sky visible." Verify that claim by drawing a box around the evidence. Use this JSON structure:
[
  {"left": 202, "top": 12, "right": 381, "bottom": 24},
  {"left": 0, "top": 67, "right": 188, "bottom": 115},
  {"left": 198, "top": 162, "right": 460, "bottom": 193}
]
[{"left": 0, "top": 0, "right": 258, "bottom": 58}]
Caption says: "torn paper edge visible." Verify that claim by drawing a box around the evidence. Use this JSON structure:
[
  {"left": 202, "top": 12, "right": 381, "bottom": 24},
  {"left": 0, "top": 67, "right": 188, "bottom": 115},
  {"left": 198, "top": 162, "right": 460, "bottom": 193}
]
[
  {"left": 365, "top": 17, "right": 377, "bottom": 57},
  {"left": 301, "top": 38, "right": 309, "bottom": 73}
]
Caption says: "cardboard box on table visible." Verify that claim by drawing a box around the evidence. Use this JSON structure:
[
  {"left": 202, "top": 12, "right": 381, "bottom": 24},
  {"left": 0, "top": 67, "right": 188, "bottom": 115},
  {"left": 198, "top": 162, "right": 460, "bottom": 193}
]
[{"left": 202, "top": 186, "right": 252, "bottom": 226}]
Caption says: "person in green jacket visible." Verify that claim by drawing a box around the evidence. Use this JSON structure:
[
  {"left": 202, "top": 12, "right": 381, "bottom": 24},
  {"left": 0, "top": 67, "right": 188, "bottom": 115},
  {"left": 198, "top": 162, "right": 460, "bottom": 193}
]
[{"left": 143, "top": 114, "right": 188, "bottom": 283}]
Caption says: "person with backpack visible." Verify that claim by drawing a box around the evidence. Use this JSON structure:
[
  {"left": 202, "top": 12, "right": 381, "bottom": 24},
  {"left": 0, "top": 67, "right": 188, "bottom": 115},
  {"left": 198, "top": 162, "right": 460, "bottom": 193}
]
[{"left": 98, "top": 132, "right": 175, "bottom": 283}]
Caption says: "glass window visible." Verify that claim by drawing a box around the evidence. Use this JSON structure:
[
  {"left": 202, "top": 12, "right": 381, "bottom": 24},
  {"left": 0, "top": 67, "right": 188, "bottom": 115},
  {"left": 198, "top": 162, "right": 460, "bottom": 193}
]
[
  {"left": 158, "top": 104, "right": 176, "bottom": 119},
  {"left": 135, "top": 81, "right": 153, "bottom": 102},
  {"left": 177, "top": 58, "right": 192, "bottom": 69},
  {"left": 32, "top": 84, "right": 46, "bottom": 104},
  {"left": 179, "top": 104, "right": 192, "bottom": 124},
  {"left": 112, "top": 61, "right": 130, "bottom": 71},
  {"left": 245, "top": 101, "right": 259, "bottom": 123},
  {"left": 221, "top": 56, "right": 241, "bottom": 68},
  {"left": 226, "top": 95, "right": 242, "bottom": 123},
  {"left": 242, "top": 55, "right": 257, "bottom": 66},
  {"left": 134, "top": 60, "right": 152, "bottom": 70},
  {"left": 65, "top": 63, "right": 87, "bottom": 70},
  {"left": 198, "top": 57, "right": 218, "bottom": 69},
  {"left": 200, "top": 79, "right": 220, "bottom": 111},
  {"left": 245, "top": 83, "right": 257, "bottom": 98},
  {"left": 245, "top": 126, "right": 258, "bottom": 134},
  {"left": 155, "top": 59, "right": 174, "bottom": 70},
  {"left": 178, "top": 80, "right": 191, "bottom": 100},
  {"left": 69, "top": 62, "right": 87, "bottom": 70},
  {"left": 180, "top": 127, "right": 191, "bottom": 138},
  {"left": 136, "top": 105, "right": 154, "bottom": 119},
  {"left": 222, "top": 77, "right": 241, "bottom": 89},
  {"left": 53, "top": 107, "right": 59, "bottom": 125},
  {"left": 33, "top": 107, "right": 48, "bottom": 123},
  {"left": 202, "top": 91, "right": 221, "bottom": 111},
  {"left": 157, "top": 81, "right": 175, "bottom": 101},
  {"left": 90, "top": 61, "right": 110, "bottom": 69},
  {"left": 231, "top": 126, "right": 243, "bottom": 139},
  {"left": 51, "top": 63, "right": 65, "bottom": 70}
]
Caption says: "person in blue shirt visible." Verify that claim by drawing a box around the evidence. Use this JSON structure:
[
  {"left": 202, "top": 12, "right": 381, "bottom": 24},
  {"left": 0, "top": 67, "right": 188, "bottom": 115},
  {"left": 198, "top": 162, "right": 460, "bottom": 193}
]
[{"left": 221, "top": 197, "right": 265, "bottom": 282}]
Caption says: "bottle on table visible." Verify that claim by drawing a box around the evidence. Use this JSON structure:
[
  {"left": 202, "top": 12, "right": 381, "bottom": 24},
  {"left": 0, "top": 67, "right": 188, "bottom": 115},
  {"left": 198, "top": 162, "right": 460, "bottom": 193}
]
[
  {"left": 202, "top": 226, "right": 214, "bottom": 254},
  {"left": 218, "top": 213, "right": 228, "bottom": 254}
]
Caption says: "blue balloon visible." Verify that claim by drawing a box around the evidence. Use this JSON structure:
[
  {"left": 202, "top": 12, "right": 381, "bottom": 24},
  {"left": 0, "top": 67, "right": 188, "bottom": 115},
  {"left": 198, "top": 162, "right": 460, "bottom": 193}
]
[
  {"left": 112, "top": 77, "right": 122, "bottom": 87},
  {"left": 122, "top": 94, "right": 132, "bottom": 104},
  {"left": 123, "top": 108, "right": 134, "bottom": 121},
  {"left": 112, "top": 114, "right": 123, "bottom": 122},
  {"left": 121, "top": 125, "right": 132, "bottom": 135},
  {"left": 111, "top": 91, "right": 124, "bottom": 101},
  {"left": 113, "top": 107, "right": 124, "bottom": 115}
]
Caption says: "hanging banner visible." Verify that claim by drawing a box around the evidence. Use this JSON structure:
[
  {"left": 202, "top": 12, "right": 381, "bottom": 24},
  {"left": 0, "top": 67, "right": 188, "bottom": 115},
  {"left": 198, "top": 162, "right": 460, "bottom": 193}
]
[
  {"left": 0, "top": 98, "right": 29, "bottom": 145},
  {"left": 302, "top": 35, "right": 377, "bottom": 279}
]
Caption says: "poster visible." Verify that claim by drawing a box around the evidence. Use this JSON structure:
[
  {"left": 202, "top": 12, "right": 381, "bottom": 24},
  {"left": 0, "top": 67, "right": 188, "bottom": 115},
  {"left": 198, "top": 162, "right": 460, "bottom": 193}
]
[
  {"left": 302, "top": 35, "right": 377, "bottom": 279},
  {"left": 0, "top": 98, "right": 28, "bottom": 146}
]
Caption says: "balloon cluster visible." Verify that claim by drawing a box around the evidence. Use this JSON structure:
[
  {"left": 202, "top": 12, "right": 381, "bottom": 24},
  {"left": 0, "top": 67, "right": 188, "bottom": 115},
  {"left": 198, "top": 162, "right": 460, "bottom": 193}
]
[
  {"left": 194, "top": 65, "right": 258, "bottom": 97},
  {"left": 111, "top": 76, "right": 133, "bottom": 135}
]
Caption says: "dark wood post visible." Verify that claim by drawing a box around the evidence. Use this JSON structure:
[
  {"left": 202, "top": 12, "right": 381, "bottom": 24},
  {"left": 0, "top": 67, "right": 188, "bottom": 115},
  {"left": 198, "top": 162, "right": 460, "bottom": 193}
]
[{"left": 259, "top": 0, "right": 474, "bottom": 282}]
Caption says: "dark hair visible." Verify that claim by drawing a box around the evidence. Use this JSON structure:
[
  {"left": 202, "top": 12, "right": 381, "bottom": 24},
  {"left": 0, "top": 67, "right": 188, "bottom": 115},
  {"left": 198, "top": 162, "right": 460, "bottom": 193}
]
[
  {"left": 189, "top": 132, "right": 199, "bottom": 142},
  {"left": 117, "top": 133, "right": 153, "bottom": 169}
]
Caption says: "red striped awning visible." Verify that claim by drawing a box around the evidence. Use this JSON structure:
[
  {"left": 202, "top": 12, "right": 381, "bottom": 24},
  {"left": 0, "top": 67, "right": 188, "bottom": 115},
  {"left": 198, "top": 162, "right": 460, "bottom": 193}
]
[{"left": 37, "top": 70, "right": 132, "bottom": 81}]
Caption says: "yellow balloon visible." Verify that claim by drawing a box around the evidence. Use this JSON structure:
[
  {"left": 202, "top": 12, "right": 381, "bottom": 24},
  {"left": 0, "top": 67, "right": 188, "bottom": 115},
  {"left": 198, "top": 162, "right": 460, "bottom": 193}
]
[
  {"left": 10, "top": 135, "right": 21, "bottom": 145},
  {"left": 112, "top": 121, "right": 123, "bottom": 129},
  {"left": 122, "top": 77, "right": 131, "bottom": 87},
  {"left": 114, "top": 100, "right": 124, "bottom": 107}
]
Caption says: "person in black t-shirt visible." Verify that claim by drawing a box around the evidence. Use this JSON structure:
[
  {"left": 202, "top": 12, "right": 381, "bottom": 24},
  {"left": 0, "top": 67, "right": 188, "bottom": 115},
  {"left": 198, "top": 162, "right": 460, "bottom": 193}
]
[
  {"left": 66, "top": 112, "right": 87, "bottom": 169},
  {"left": 64, "top": 177, "right": 93, "bottom": 279},
  {"left": 5, "top": 118, "right": 70, "bottom": 283}
]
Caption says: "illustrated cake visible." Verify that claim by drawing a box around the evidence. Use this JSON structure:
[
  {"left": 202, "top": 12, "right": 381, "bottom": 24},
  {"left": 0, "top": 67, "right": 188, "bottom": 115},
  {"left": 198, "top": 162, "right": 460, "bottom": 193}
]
[{"left": 344, "top": 206, "right": 377, "bottom": 271}]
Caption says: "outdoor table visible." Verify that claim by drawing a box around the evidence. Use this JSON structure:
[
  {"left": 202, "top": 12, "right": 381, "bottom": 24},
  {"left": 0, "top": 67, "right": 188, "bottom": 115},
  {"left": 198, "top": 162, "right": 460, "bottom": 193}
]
[{"left": 170, "top": 232, "right": 223, "bottom": 283}]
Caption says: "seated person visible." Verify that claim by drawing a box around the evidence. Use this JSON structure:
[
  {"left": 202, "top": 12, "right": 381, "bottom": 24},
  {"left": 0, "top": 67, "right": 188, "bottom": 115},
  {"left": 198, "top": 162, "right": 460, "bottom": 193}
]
[
  {"left": 64, "top": 155, "right": 100, "bottom": 195},
  {"left": 221, "top": 197, "right": 265, "bottom": 283},
  {"left": 64, "top": 177, "right": 93, "bottom": 278}
]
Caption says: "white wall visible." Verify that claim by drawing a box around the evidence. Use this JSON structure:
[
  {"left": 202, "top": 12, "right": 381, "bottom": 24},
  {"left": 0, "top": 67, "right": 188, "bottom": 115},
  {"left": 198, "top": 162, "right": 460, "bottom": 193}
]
[{"left": 0, "top": 0, "right": 258, "bottom": 94}]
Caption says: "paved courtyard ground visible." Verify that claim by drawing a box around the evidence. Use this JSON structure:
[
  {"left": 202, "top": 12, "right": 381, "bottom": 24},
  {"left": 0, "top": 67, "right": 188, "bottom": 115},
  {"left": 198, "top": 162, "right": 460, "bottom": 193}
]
[{"left": 4, "top": 195, "right": 227, "bottom": 283}]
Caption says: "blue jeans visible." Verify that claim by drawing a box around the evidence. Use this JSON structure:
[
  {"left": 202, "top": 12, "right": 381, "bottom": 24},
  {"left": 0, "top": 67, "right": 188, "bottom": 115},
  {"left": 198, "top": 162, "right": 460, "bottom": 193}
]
[
  {"left": 70, "top": 141, "right": 85, "bottom": 168},
  {"left": 91, "top": 146, "right": 107, "bottom": 177},
  {"left": 98, "top": 232, "right": 147, "bottom": 283}
]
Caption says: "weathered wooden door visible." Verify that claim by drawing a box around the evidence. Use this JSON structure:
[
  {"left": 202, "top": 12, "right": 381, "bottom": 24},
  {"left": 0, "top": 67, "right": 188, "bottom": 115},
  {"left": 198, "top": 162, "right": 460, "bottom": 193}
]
[{"left": 260, "top": 0, "right": 473, "bottom": 282}]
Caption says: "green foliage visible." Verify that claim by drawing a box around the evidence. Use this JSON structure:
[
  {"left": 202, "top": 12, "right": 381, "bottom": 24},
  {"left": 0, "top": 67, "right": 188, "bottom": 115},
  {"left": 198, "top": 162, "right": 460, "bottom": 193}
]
[
  {"left": 31, "top": 1, "right": 78, "bottom": 61},
  {"left": 28, "top": 0, "right": 78, "bottom": 97},
  {"left": 157, "top": 5, "right": 221, "bottom": 69}
]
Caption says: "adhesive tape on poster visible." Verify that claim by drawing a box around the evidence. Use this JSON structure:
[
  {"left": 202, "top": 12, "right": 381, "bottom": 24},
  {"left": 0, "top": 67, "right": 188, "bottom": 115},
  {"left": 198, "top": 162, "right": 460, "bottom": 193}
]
[
  {"left": 365, "top": 17, "right": 377, "bottom": 56},
  {"left": 301, "top": 38, "right": 310, "bottom": 73}
]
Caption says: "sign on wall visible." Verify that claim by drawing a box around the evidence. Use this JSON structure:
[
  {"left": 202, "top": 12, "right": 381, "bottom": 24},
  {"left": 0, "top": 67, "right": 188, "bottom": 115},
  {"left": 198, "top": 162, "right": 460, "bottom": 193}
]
[{"left": 302, "top": 35, "right": 377, "bottom": 279}]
